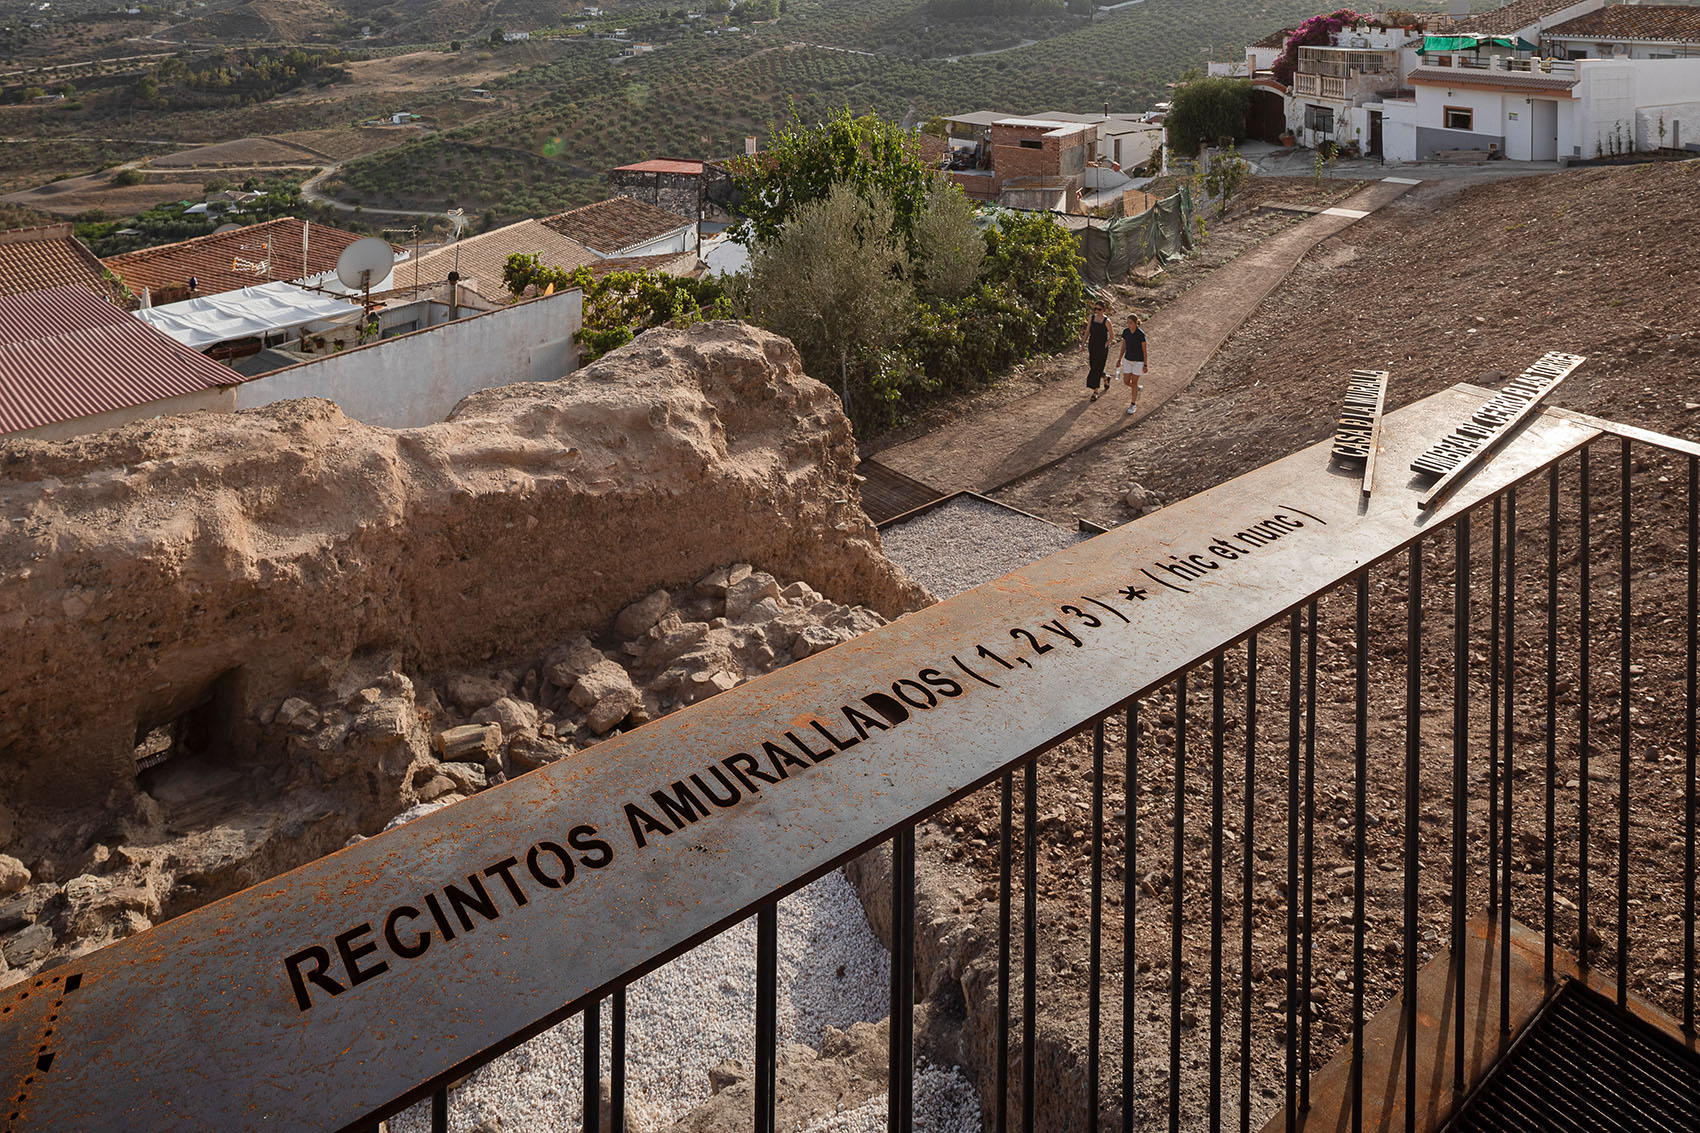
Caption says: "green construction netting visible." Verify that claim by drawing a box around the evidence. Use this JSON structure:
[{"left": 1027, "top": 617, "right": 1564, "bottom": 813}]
[
  {"left": 1076, "top": 187, "right": 1194, "bottom": 285},
  {"left": 1421, "top": 35, "right": 1537, "bottom": 52}
]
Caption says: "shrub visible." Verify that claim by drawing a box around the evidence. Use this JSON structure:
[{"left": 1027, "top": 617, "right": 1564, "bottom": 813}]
[{"left": 1165, "top": 74, "right": 1252, "bottom": 158}]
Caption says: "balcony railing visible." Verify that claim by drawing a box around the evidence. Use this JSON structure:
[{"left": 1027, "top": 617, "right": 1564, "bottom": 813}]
[
  {"left": 5, "top": 379, "right": 1700, "bottom": 1132},
  {"left": 1293, "top": 73, "right": 1348, "bottom": 99}
]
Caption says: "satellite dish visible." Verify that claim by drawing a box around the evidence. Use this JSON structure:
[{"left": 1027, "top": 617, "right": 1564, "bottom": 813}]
[
  {"left": 212, "top": 222, "right": 243, "bottom": 235},
  {"left": 335, "top": 237, "right": 396, "bottom": 290}
]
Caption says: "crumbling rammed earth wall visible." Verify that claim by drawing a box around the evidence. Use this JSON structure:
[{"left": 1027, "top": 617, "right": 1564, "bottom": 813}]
[{"left": 0, "top": 321, "right": 926, "bottom": 806}]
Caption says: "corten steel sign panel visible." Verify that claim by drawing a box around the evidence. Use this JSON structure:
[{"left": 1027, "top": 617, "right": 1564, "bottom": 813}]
[{"left": 0, "top": 386, "right": 1600, "bottom": 1131}]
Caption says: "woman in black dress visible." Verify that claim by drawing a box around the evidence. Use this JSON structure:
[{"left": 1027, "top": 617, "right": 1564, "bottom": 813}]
[{"left": 1084, "top": 299, "right": 1110, "bottom": 401}]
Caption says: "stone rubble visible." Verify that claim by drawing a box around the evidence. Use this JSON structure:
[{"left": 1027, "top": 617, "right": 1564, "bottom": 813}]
[{"left": 0, "top": 565, "right": 886, "bottom": 990}]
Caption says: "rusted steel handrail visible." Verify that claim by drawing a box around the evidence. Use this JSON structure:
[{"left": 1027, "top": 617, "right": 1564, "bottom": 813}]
[{"left": 0, "top": 384, "right": 1621, "bottom": 1130}]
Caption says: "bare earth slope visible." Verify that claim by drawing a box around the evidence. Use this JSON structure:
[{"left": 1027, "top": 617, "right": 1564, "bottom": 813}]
[{"left": 999, "top": 160, "right": 1700, "bottom": 523}]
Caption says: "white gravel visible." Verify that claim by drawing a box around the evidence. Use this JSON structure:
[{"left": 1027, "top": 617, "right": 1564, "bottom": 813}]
[
  {"left": 877, "top": 494, "right": 1088, "bottom": 600},
  {"left": 390, "top": 870, "right": 977, "bottom": 1132},
  {"left": 797, "top": 1063, "right": 984, "bottom": 1133}
]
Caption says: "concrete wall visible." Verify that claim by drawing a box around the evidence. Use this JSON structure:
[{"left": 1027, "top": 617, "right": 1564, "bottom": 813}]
[
  {"left": 235, "top": 289, "right": 583, "bottom": 428},
  {"left": 7, "top": 387, "right": 237, "bottom": 442},
  {"left": 617, "top": 225, "right": 697, "bottom": 257}
]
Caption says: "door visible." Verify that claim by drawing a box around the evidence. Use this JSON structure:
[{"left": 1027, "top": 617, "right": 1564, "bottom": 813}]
[
  {"left": 1368, "top": 111, "right": 1383, "bottom": 157},
  {"left": 1531, "top": 99, "right": 1559, "bottom": 161},
  {"left": 1247, "top": 88, "right": 1287, "bottom": 143}
]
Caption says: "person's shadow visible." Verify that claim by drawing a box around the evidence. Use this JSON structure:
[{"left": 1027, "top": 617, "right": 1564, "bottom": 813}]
[{"left": 976, "top": 396, "right": 1100, "bottom": 491}]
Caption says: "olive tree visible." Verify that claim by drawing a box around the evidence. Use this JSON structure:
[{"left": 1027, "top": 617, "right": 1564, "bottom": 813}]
[{"left": 736, "top": 181, "right": 913, "bottom": 412}]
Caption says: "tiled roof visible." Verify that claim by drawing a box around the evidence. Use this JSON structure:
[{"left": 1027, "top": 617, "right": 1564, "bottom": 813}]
[
  {"left": 0, "top": 285, "right": 240, "bottom": 434},
  {"left": 1428, "top": 0, "right": 1592, "bottom": 37},
  {"left": 590, "top": 250, "right": 703, "bottom": 278},
  {"left": 1252, "top": 26, "right": 1295, "bottom": 49},
  {"left": 1546, "top": 5, "right": 1700, "bottom": 40},
  {"left": 615, "top": 159, "right": 705, "bottom": 175},
  {"left": 403, "top": 219, "right": 600, "bottom": 297},
  {"left": 1406, "top": 64, "right": 1580, "bottom": 90},
  {"left": 541, "top": 197, "right": 692, "bottom": 256},
  {"left": 105, "top": 218, "right": 384, "bottom": 301},
  {"left": 0, "top": 225, "right": 117, "bottom": 301}
]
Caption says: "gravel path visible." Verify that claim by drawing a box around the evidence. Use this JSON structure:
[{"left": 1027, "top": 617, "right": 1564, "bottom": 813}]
[{"left": 878, "top": 494, "right": 1089, "bottom": 600}]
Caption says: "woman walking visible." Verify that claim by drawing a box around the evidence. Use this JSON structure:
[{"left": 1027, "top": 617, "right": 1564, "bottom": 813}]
[
  {"left": 1084, "top": 299, "right": 1110, "bottom": 401},
  {"left": 1115, "top": 312, "right": 1149, "bottom": 416}
]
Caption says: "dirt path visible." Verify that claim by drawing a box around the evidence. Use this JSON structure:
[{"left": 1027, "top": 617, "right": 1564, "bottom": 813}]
[{"left": 872, "top": 177, "right": 1420, "bottom": 494}]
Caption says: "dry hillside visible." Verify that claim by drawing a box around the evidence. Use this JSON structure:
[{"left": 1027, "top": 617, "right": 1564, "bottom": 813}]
[{"left": 1001, "top": 160, "right": 1700, "bottom": 521}]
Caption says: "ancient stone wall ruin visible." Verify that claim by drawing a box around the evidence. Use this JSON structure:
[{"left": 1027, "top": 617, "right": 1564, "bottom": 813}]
[{"left": 0, "top": 321, "right": 923, "bottom": 810}]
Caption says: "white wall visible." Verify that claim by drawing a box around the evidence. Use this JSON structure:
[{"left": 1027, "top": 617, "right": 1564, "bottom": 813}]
[
  {"left": 1577, "top": 59, "right": 1638, "bottom": 157},
  {"left": 1380, "top": 99, "right": 1419, "bottom": 161},
  {"left": 617, "top": 225, "right": 697, "bottom": 257},
  {"left": 235, "top": 289, "right": 583, "bottom": 428},
  {"left": 7, "top": 387, "right": 236, "bottom": 442}
]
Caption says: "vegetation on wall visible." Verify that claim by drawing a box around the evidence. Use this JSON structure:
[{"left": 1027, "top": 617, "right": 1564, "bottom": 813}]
[
  {"left": 1270, "top": 9, "right": 1368, "bottom": 86},
  {"left": 1165, "top": 74, "right": 1251, "bottom": 157},
  {"left": 503, "top": 253, "right": 731, "bottom": 362}
]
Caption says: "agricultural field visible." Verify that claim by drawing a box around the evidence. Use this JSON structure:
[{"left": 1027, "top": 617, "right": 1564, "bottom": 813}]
[{"left": 3, "top": 0, "right": 1339, "bottom": 225}]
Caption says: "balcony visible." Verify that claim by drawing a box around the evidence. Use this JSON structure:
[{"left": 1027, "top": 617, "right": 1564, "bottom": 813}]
[{"left": 1293, "top": 72, "right": 1348, "bottom": 99}]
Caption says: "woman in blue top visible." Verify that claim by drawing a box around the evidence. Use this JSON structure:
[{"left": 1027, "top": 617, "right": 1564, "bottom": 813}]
[{"left": 1115, "top": 313, "right": 1149, "bottom": 416}]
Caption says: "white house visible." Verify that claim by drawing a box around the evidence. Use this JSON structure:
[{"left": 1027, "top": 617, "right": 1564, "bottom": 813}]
[{"left": 1379, "top": 2, "right": 1700, "bottom": 162}]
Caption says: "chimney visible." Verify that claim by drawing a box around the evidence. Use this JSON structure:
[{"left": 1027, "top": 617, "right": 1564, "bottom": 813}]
[{"left": 447, "top": 270, "right": 460, "bottom": 321}]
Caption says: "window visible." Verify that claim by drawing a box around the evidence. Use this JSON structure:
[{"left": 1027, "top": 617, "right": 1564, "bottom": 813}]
[
  {"left": 1444, "top": 106, "right": 1474, "bottom": 131},
  {"left": 1304, "top": 104, "right": 1334, "bottom": 132},
  {"left": 1018, "top": 139, "right": 1043, "bottom": 149}
]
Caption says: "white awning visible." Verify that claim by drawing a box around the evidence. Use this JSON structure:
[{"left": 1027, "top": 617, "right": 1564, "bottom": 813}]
[{"left": 133, "top": 281, "right": 361, "bottom": 350}]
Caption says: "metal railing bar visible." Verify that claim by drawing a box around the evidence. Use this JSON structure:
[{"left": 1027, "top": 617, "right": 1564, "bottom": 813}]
[
  {"left": 1240, "top": 634, "right": 1256, "bottom": 1133},
  {"left": 1545, "top": 465, "right": 1559, "bottom": 986},
  {"left": 582, "top": 999, "right": 599, "bottom": 1133},
  {"left": 1580, "top": 444, "right": 1593, "bottom": 967},
  {"left": 1024, "top": 756, "right": 1038, "bottom": 1133},
  {"left": 755, "top": 907, "right": 777, "bottom": 1133},
  {"left": 888, "top": 827, "right": 915, "bottom": 1133},
  {"left": 431, "top": 1086, "right": 446, "bottom": 1133},
  {"left": 1170, "top": 673, "right": 1188, "bottom": 1133},
  {"left": 1490, "top": 494, "right": 1503, "bottom": 917},
  {"left": 1688, "top": 452, "right": 1698, "bottom": 1036},
  {"left": 1089, "top": 719, "right": 1105, "bottom": 1127},
  {"left": 1619, "top": 437, "right": 1632, "bottom": 1009},
  {"left": 1502, "top": 485, "right": 1518, "bottom": 1041},
  {"left": 611, "top": 987, "right": 627, "bottom": 1133},
  {"left": 1352, "top": 571, "right": 1368, "bottom": 1133},
  {"left": 1404, "top": 543, "right": 1422, "bottom": 1132},
  {"left": 1124, "top": 700, "right": 1139, "bottom": 1133},
  {"left": 1301, "top": 601, "right": 1318, "bottom": 1116},
  {"left": 997, "top": 770, "right": 1012, "bottom": 1133},
  {"left": 1453, "top": 514, "right": 1471, "bottom": 1094},
  {"left": 1210, "top": 653, "right": 1226, "bottom": 1133},
  {"left": 1528, "top": 401, "right": 1700, "bottom": 462},
  {"left": 1285, "top": 611, "right": 1300, "bottom": 1128}
]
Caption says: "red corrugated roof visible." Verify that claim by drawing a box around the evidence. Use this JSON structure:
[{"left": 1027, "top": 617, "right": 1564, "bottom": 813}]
[
  {"left": 105, "top": 218, "right": 392, "bottom": 302},
  {"left": 0, "top": 224, "right": 119, "bottom": 301},
  {"left": 0, "top": 285, "right": 240, "bottom": 435},
  {"left": 616, "top": 159, "right": 705, "bottom": 175}
]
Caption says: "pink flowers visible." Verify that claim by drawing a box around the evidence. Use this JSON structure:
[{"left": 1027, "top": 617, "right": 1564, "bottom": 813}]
[{"left": 1272, "top": 9, "right": 1370, "bottom": 86}]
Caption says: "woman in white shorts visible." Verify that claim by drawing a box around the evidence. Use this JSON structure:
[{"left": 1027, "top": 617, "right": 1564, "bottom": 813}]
[{"left": 1115, "top": 313, "right": 1149, "bottom": 416}]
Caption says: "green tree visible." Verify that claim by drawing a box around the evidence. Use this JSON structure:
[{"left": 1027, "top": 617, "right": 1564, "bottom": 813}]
[
  {"left": 736, "top": 181, "right": 914, "bottom": 414},
  {"left": 913, "top": 180, "right": 984, "bottom": 300},
  {"left": 1203, "top": 147, "right": 1249, "bottom": 216},
  {"left": 728, "top": 106, "right": 934, "bottom": 257},
  {"left": 1165, "top": 74, "right": 1251, "bottom": 158}
]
